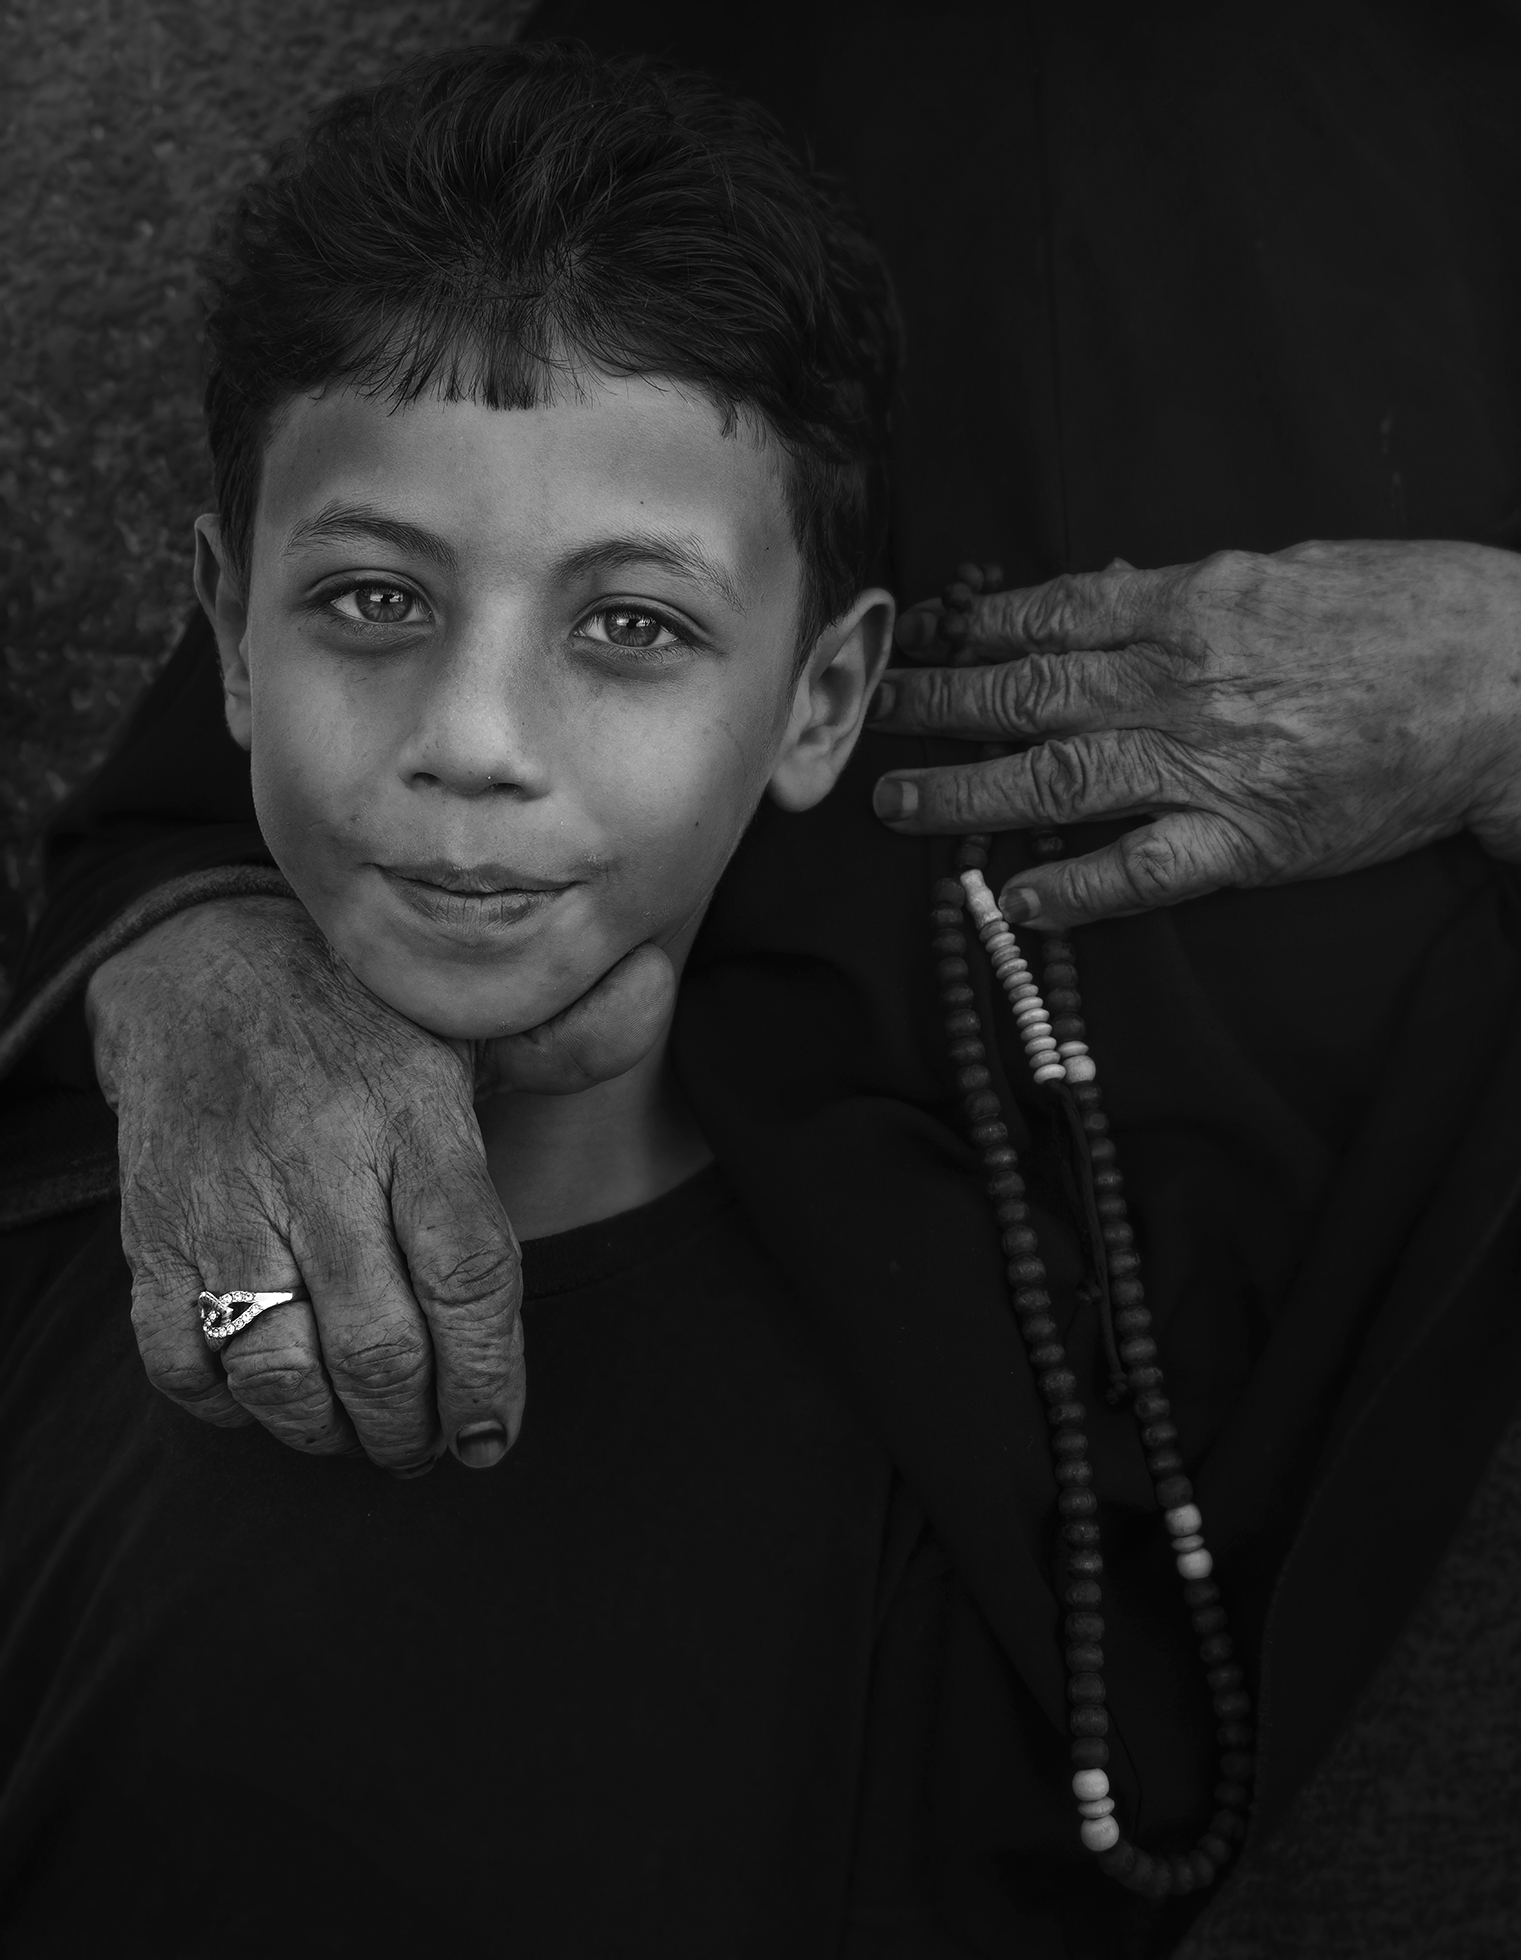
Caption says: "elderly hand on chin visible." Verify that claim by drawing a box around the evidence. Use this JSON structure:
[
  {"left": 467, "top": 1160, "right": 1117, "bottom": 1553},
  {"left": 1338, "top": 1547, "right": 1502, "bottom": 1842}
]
[
  {"left": 869, "top": 539, "right": 1521, "bottom": 924},
  {"left": 86, "top": 902, "right": 674, "bottom": 1476}
]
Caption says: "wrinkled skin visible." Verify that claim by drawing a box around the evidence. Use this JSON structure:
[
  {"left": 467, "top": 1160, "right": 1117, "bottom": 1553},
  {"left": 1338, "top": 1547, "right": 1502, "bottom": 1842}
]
[
  {"left": 88, "top": 894, "right": 674, "bottom": 1473},
  {"left": 870, "top": 540, "right": 1521, "bottom": 926}
]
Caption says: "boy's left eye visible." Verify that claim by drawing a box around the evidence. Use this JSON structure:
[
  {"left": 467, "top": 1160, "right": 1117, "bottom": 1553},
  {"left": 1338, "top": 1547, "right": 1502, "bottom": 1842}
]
[{"left": 577, "top": 607, "right": 685, "bottom": 654}]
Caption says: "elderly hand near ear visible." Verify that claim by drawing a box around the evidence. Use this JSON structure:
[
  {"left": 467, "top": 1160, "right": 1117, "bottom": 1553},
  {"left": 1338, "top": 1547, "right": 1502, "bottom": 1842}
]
[
  {"left": 87, "top": 897, "right": 674, "bottom": 1475},
  {"left": 870, "top": 540, "right": 1521, "bottom": 924}
]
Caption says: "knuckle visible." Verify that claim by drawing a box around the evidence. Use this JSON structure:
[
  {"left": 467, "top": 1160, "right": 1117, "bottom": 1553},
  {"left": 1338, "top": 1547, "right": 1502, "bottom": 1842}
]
[
  {"left": 1116, "top": 825, "right": 1199, "bottom": 905},
  {"left": 326, "top": 1327, "right": 432, "bottom": 1404},
  {"left": 1024, "top": 738, "right": 1100, "bottom": 817},
  {"left": 417, "top": 1241, "right": 522, "bottom": 1320}
]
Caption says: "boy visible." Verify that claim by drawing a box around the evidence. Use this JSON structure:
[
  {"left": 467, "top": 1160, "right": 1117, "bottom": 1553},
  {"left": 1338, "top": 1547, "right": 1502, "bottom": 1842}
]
[{"left": 0, "top": 41, "right": 940, "bottom": 1957}]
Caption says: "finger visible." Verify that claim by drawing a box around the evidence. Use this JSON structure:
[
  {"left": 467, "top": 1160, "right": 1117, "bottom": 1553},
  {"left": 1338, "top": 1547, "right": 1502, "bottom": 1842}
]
[
  {"left": 220, "top": 1298, "right": 365, "bottom": 1460},
  {"left": 871, "top": 729, "right": 1187, "bottom": 834},
  {"left": 961, "top": 565, "right": 1180, "bottom": 657},
  {"left": 127, "top": 1252, "right": 253, "bottom": 1430},
  {"left": 293, "top": 1178, "right": 446, "bottom": 1473},
  {"left": 482, "top": 941, "right": 678, "bottom": 1096},
  {"left": 868, "top": 650, "right": 1165, "bottom": 740},
  {"left": 388, "top": 1119, "right": 526, "bottom": 1472},
  {"left": 994, "top": 811, "right": 1255, "bottom": 928}
]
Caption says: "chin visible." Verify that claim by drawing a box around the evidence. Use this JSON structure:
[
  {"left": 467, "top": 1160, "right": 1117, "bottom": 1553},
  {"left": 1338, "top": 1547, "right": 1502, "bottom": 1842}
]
[{"left": 349, "top": 948, "right": 592, "bottom": 1043}]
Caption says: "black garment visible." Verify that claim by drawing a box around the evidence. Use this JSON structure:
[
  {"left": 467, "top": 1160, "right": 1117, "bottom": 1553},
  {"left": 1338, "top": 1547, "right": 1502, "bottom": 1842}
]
[{"left": 0, "top": 1168, "right": 969, "bottom": 1957}]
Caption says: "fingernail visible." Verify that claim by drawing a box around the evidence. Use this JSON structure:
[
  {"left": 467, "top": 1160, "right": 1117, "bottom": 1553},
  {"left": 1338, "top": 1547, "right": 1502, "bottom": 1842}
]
[
  {"left": 391, "top": 1458, "right": 437, "bottom": 1481},
  {"left": 456, "top": 1420, "right": 509, "bottom": 1469},
  {"left": 872, "top": 776, "right": 919, "bottom": 823},
  {"left": 998, "top": 882, "right": 1042, "bottom": 924},
  {"left": 867, "top": 679, "right": 897, "bottom": 722}
]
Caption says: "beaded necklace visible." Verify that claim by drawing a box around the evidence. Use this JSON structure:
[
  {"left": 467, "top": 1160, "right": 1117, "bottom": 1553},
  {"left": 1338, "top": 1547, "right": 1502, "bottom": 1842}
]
[{"left": 928, "top": 564, "right": 1253, "bottom": 1901}]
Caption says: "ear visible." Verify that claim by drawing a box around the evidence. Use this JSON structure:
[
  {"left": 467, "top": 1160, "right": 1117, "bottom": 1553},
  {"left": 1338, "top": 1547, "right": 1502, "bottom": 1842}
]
[
  {"left": 767, "top": 587, "right": 896, "bottom": 812},
  {"left": 193, "top": 514, "right": 253, "bottom": 752}
]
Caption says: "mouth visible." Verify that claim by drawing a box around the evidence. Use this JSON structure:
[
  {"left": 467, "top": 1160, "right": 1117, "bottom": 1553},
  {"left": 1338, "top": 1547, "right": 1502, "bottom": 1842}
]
[{"left": 376, "top": 861, "right": 577, "bottom": 939}]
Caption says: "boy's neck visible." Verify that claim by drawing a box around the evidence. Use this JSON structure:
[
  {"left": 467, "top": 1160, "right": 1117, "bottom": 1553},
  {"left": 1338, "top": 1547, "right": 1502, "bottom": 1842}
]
[{"left": 476, "top": 1030, "right": 713, "bottom": 1241}]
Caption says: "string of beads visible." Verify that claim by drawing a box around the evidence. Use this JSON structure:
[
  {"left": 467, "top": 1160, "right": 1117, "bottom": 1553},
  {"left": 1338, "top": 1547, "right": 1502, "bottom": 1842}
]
[{"left": 927, "top": 563, "right": 1254, "bottom": 1900}]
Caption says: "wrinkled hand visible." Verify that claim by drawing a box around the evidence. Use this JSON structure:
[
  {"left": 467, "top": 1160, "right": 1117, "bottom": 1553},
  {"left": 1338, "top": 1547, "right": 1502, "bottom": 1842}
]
[
  {"left": 869, "top": 540, "right": 1521, "bottom": 926},
  {"left": 88, "top": 896, "right": 674, "bottom": 1473}
]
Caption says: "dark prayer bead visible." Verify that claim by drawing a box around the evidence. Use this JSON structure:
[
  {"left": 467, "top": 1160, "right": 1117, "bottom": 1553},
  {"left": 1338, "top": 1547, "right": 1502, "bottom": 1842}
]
[
  {"left": 1096, "top": 1196, "right": 1128, "bottom": 1222},
  {"left": 1218, "top": 1723, "right": 1254, "bottom": 1749},
  {"left": 1141, "top": 1420, "right": 1179, "bottom": 1449},
  {"left": 1064, "top": 1580, "right": 1102, "bottom": 1607},
  {"left": 1057, "top": 1488, "right": 1098, "bottom": 1517},
  {"left": 1063, "top": 1520, "right": 1100, "bottom": 1547},
  {"left": 1103, "top": 1220, "right": 1135, "bottom": 1248},
  {"left": 943, "top": 581, "right": 976, "bottom": 611},
  {"left": 1106, "top": 1251, "right": 1140, "bottom": 1277},
  {"left": 1065, "top": 1550, "right": 1103, "bottom": 1577},
  {"left": 1047, "top": 1405, "right": 1086, "bottom": 1434},
  {"left": 1183, "top": 1578, "right": 1219, "bottom": 1609},
  {"left": 1015, "top": 1287, "right": 1052, "bottom": 1313},
  {"left": 929, "top": 906, "right": 963, "bottom": 929},
  {"left": 1094, "top": 1168, "right": 1125, "bottom": 1192},
  {"left": 970, "top": 1121, "right": 1008, "bottom": 1149},
  {"left": 1119, "top": 1337, "right": 1158, "bottom": 1367},
  {"left": 1071, "top": 1737, "right": 1110, "bottom": 1769},
  {"left": 933, "top": 877, "right": 964, "bottom": 905},
  {"left": 1088, "top": 1136, "right": 1117, "bottom": 1165},
  {"left": 1041, "top": 1369, "right": 1079, "bottom": 1401},
  {"left": 965, "top": 1090, "right": 1002, "bottom": 1122},
  {"left": 981, "top": 562, "right": 1004, "bottom": 590},
  {"left": 1185, "top": 1852, "right": 1217, "bottom": 1890},
  {"left": 1046, "top": 987, "right": 1082, "bottom": 1012},
  {"left": 1007, "top": 1256, "right": 1047, "bottom": 1285},
  {"left": 1068, "top": 1612, "right": 1104, "bottom": 1641},
  {"left": 959, "top": 837, "right": 989, "bottom": 869},
  {"left": 941, "top": 612, "right": 971, "bottom": 645},
  {"left": 1143, "top": 1859, "right": 1174, "bottom": 1899},
  {"left": 1000, "top": 1219, "right": 1038, "bottom": 1248},
  {"left": 1020, "top": 1320, "right": 1059, "bottom": 1349},
  {"left": 1146, "top": 1450, "right": 1184, "bottom": 1477},
  {"left": 954, "top": 561, "right": 985, "bottom": 591},
  {"left": 1110, "top": 1279, "right": 1145, "bottom": 1308},
  {"left": 1043, "top": 963, "right": 1078, "bottom": 987},
  {"left": 1030, "top": 1343, "right": 1067, "bottom": 1370},
  {"left": 1220, "top": 1753, "right": 1255, "bottom": 1783},
  {"left": 1099, "top": 1842, "right": 1139, "bottom": 1879},
  {"left": 1198, "top": 1834, "right": 1233, "bottom": 1868},
  {"left": 1031, "top": 836, "right": 1066, "bottom": 862},
  {"left": 957, "top": 1064, "right": 993, "bottom": 1092},
  {"left": 1193, "top": 1608, "right": 1227, "bottom": 1636},
  {"left": 1214, "top": 1781, "right": 1250, "bottom": 1810},
  {"left": 1127, "top": 1364, "right": 1164, "bottom": 1392},
  {"left": 1134, "top": 1392, "right": 1170, "bottom": 1421},
  {"left": 937, "top": 960, "right": 972, "bottom": 990},
  {"left": 1052, "top": 1428, "right": 1088, "bottom": 1458},
  {"left": 1070, "top": 1697, "right": 1108, "bottom": 1725},
  {"left": 945, "top": 1009, "right": 981, "bottom": 1037},
  {"left": 1051, "top": 1016, "right": 1087, "bottom": 1042},
  {"left": 1207, "top": 1665, "right": 1244, "bottom": 1694},
  {"left": 1210, "top": 1808, "right": 1247, "bottom": 1843},
  {"left": 930, "top": 932, "right": 966, "bottom": 957},
  {"left": 1213, "top": 1690, "right": 1251, "bottom": 1719},
  {"left": 949, "top": 1041, "right": 986, "bottom": 1069},
  {"left": 1072, "top": 1086, "right": 1104, "bottom": 1111},
  {"left": 1199, "top": 1634, "right": 1234, "bottom": 1664},
  {"left": 1168, "top": 1855, "right": 1198, "bottom": 1896},
  {"left": 1156, "top": 1474, "right": 1193, "bottom": 1508},
  {"left": 941, "top": 982, "right": 975, "bottom": 1007},
  {"left": 1114, "top": 1309, "right": 1152, "bottom": 1336},
  {"left": 989, "top": 1170, "right": 1027, "bottom": 1197}
]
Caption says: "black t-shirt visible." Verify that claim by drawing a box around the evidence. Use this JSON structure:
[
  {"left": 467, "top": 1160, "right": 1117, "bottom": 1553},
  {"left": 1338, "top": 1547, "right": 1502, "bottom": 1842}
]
[{"left": 0, "top": 1168, "right": 964, "bottom": 1958}]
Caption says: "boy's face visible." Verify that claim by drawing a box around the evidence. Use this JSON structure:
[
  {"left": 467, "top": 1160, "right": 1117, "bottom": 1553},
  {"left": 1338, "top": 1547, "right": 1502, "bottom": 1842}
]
[{"left": 198, "top": 376, "right": 890, "bottom": 1040}]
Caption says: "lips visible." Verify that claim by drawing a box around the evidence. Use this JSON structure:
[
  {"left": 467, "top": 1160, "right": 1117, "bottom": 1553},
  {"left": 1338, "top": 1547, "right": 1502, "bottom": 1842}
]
[{"left": 377, "top": 861, "right": 575, "bottom": 941}]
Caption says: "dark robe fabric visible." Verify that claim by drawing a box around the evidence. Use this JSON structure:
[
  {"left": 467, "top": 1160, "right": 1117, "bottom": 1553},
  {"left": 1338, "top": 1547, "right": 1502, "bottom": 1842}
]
[{"left": 5, "top": 0, "right": 1521, "bottom": 1951}]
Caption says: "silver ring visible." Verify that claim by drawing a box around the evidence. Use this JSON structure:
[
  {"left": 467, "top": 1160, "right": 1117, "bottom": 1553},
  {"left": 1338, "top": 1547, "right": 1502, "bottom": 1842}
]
[{"left": 198, "top": 1288, "right": 310, "bottom": 1352}]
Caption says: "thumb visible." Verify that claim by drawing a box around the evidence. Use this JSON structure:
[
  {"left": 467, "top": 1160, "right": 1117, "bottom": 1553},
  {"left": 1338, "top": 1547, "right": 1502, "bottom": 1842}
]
[
  {"left": 997, "top": 813, "right": 1252, "bottom": 927},
  {"left": 478, "top": 942, "right": 678, "bottom": 1096}
]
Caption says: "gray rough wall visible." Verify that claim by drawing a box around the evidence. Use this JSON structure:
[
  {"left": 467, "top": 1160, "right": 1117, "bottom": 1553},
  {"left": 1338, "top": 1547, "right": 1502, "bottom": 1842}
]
[{"left": 0, "top": 0, "right": 532, "bottom": 994}]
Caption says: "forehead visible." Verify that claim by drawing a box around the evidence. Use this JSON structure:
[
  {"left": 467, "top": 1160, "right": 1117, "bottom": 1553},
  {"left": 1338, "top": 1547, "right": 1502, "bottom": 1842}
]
[{"left": 253, "top": 376, "right": 798, "bottom": 590}]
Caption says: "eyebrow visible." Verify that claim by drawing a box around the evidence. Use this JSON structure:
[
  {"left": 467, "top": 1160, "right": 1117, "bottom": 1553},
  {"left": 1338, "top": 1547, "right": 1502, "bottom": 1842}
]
[
  {"left": 283, "top": 501, "right": 459, "bottom": 571},
  {"left": 281, "top": 505, "right": 746, "bottom": 614}
]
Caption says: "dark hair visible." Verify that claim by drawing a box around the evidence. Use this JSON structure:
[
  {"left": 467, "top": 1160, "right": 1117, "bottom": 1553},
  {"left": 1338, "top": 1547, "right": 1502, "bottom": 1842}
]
[{"left": 201, "top": 40, "right": 901, "bottom": 650}]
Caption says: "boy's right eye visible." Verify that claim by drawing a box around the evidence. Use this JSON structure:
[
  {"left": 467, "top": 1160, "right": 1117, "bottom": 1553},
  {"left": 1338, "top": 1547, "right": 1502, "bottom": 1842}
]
[{"left": 326, "top": 583, "right": 428, "bottom": 626}]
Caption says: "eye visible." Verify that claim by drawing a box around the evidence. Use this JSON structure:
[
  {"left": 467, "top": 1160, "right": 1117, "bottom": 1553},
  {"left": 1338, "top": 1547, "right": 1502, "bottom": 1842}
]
[
  {"left": 327, "top": 582, "right": 428, "bottom": 627},
  {"left": 577, "top": 606, "right": 687, "bottom": 654}
]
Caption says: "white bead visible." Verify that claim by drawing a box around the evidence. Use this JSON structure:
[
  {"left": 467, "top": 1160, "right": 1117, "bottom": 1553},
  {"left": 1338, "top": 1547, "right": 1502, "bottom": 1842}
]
[
  {"left": 1080, "top": 1816, "right": 1120, "bottom": 1852},
  {"left": 1062, "top": 1055, "right": 1097, "bottom": 1083},
  {"left": 1057, "top": 1040, "right": 1089, "bottom": 1056},
  {"left": 1171, "top": 1533, "right": 1204, "bottom": 1553},
  {"left": 1072, "top": 1769, "right": 1110, "bottom": 1801},
  {"left": 1078, "top": 1797, "right": 1115, "bottom": 1819},
  {"left": 1013, "top": 1003, "right": 1050, "bottom": 1027},
  {"left": 1025, "top": 1037, "right": 1058, "bottom": 1057},
  {"left": 1165, "top": 1504, "right": 1203, "bottom": 1536},
  {"left": 1176, "top": 1548, "right": 1214, "bottom": 1579},
  {"left": 1033, "top": 1062, "right": 1068, "bottom": 1084}
]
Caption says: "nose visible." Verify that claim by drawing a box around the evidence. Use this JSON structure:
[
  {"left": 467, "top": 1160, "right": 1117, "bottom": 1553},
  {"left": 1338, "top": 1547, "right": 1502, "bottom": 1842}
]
[{"left": 398, "top": 624, "right": 552, "bottom": 800}]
